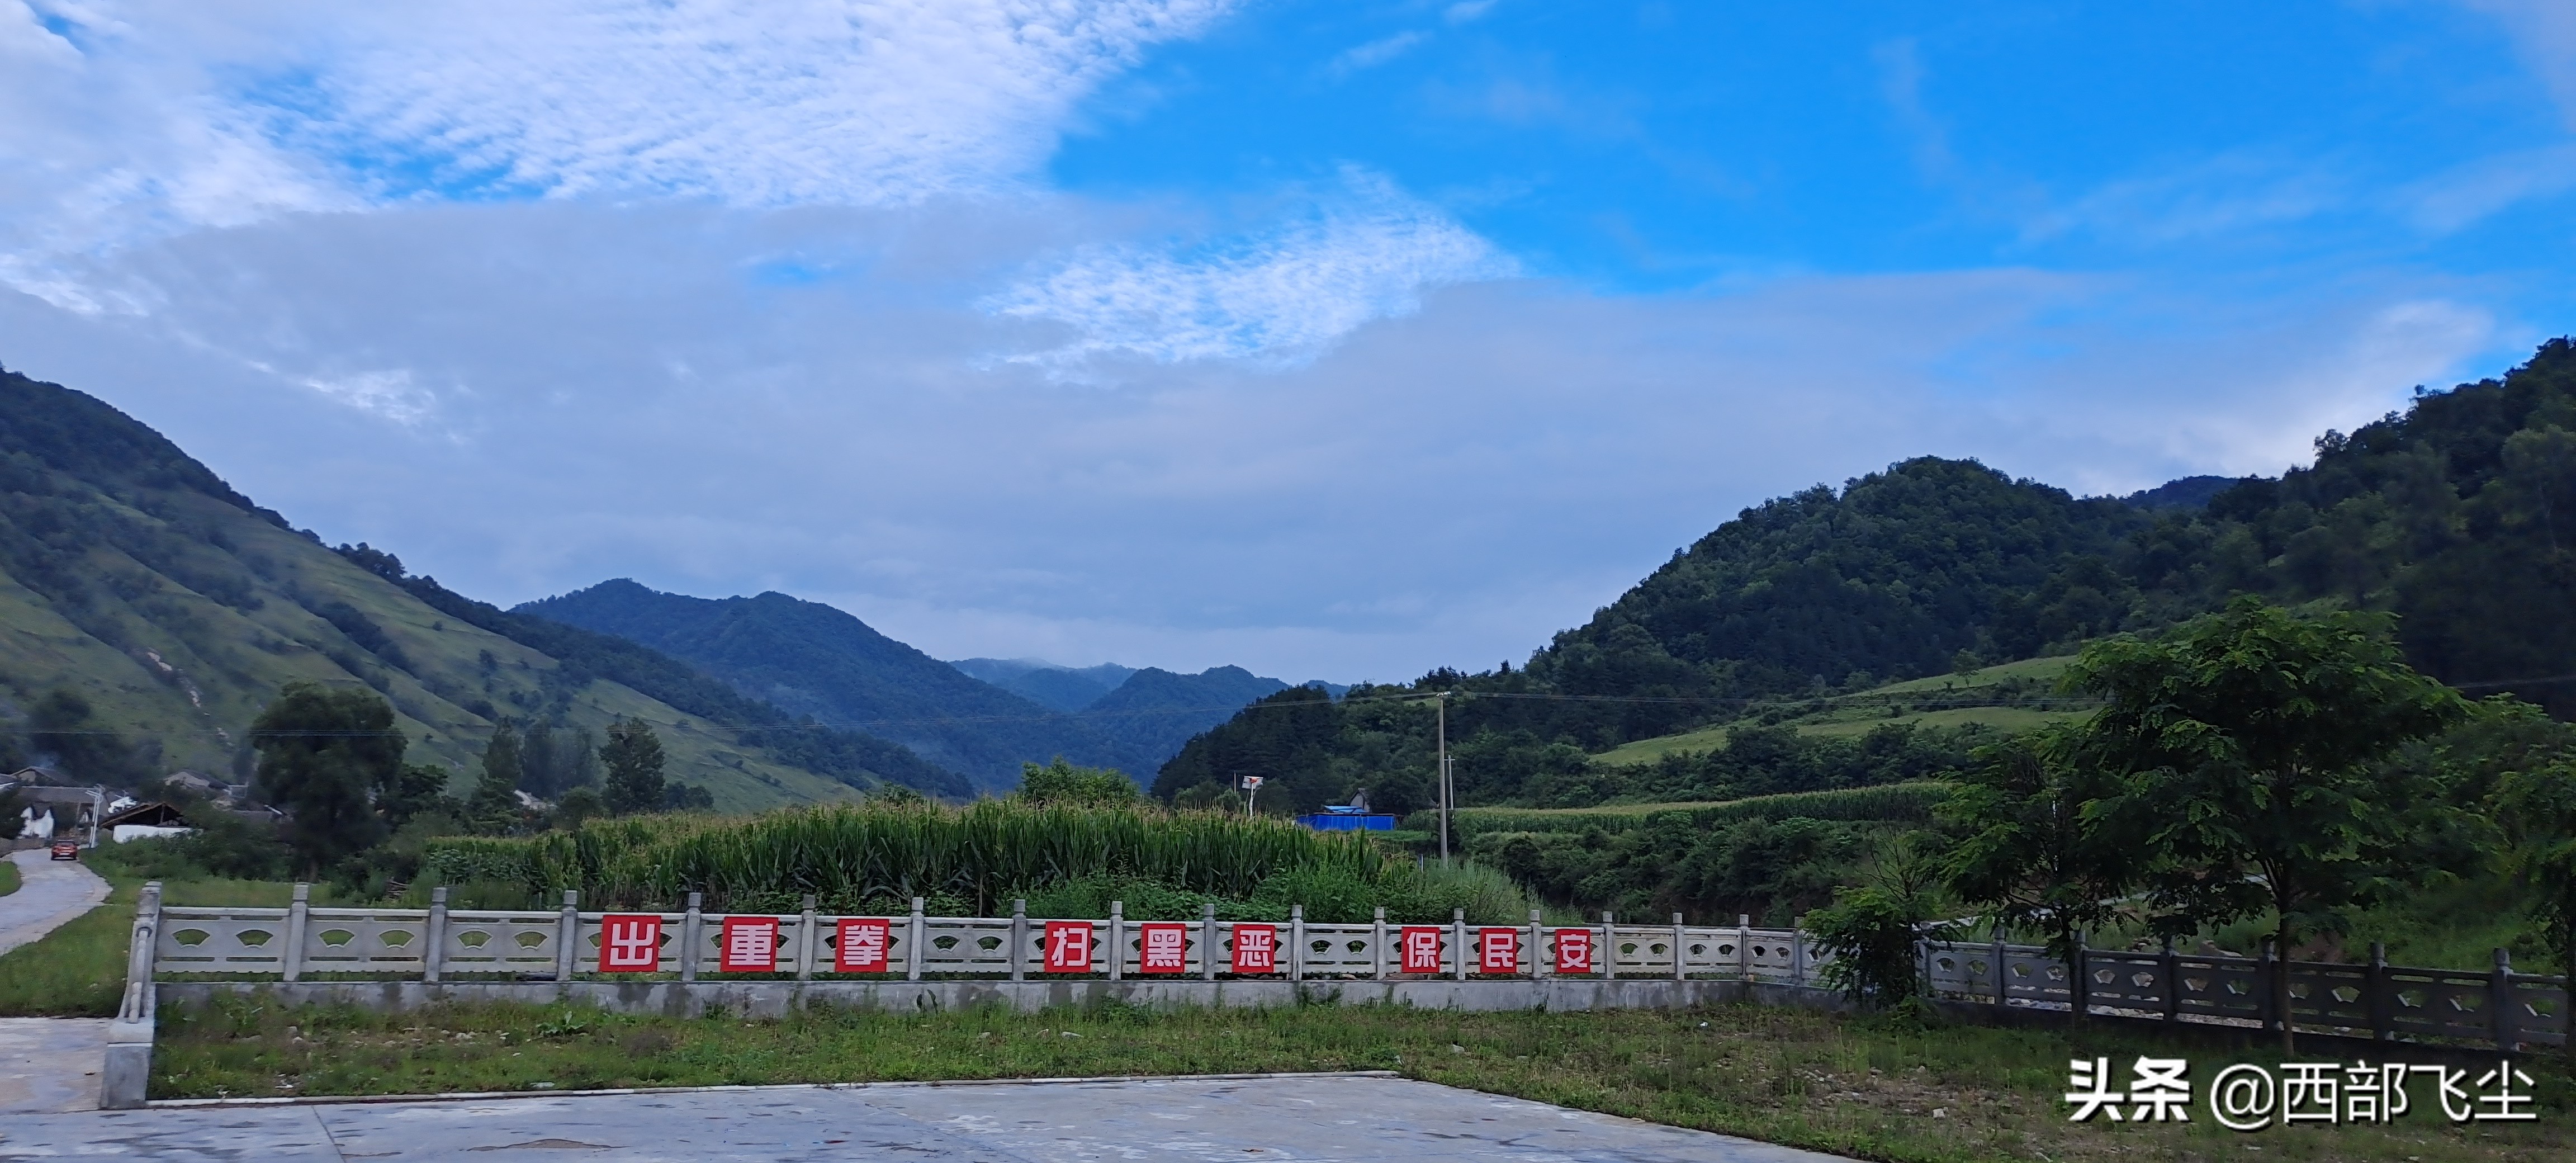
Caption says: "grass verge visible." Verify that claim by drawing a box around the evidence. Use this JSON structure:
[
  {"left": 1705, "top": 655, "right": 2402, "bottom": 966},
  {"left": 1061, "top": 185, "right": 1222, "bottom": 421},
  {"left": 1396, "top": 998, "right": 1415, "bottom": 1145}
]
[
  {"left": 0, "top": 855, "right": 19, "bottom": 897},
  {"left": 155, "top": 996, "right": 2566, "bottom": 1162},
  {"left": 0, "top": 873, "right": 323, "bottom": 1017}
]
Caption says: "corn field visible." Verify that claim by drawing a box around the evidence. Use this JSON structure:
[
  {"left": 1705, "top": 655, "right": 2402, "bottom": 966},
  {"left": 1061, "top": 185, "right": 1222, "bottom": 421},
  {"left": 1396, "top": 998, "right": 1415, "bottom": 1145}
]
[{"left": 422, "top": 800, "right": 1386, "bottom": 914}]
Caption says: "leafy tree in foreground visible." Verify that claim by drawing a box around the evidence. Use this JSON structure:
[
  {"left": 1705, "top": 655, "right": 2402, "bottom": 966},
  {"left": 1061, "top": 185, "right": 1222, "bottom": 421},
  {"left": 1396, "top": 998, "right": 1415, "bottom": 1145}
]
[
  {"left": 1016, "top": 757, "right": 1137, "bottom": 807},
  {"left": 1808, "top": 838, "right": 1955, "bottom": 1010},
  {"left": 1942, "top": 730, "right": 2138, "bottom": 963},
  {"left": 250, "top": 682, "right": 406, "bottom": 876},
  {"left": 2494, "top": 757, "right": 2576, "bottom": 1065},
  {"left": 601, "top": 717, "right": 667, "bottom": 815},
  {"left": 2068, "top": 597, "right": 2468, "bottom": 1048}
]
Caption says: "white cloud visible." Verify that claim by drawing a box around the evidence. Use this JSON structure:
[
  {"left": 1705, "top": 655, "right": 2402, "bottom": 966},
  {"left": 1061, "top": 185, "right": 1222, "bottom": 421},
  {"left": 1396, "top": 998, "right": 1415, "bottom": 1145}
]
[
  {"left": 2021, "top": 154, "right": 2342, "bottom": 245},
  {"left": 982, "top": 170, "right": 1516, "bottom": 366},
  {"left": 2460, "top": 0, "right": 2576, "bottom": 127},
  {"left": 2401, "top": 141, "right": 2576, "bottom": 231},
  {"left": 300, "top": 368, "right": 438, "bottom": 426},
  {"left": 0, "top": 0, "right": 1233, "bottom": 300},
  {"left": 1442, "top": 1, "right": 1497, "bottom": 25},
  {"left": 1328, "top": 30, "right": 1426, "bottom": 76}
]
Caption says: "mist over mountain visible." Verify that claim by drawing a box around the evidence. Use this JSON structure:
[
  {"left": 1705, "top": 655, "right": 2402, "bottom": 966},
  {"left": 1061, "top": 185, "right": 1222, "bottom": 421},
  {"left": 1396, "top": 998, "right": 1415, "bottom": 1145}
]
[{"left": 948, "top": 658, "right": 1137, "bottom": 713}]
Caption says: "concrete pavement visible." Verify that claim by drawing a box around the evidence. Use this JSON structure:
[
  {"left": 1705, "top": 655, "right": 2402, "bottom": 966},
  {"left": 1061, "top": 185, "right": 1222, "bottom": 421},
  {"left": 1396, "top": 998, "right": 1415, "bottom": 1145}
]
[
  {"left": 0, "top": 1074, "right": 1858, "bottom": 1162},
  {"left": 0, "top": 846, "right": 111, "bottom": 957}
]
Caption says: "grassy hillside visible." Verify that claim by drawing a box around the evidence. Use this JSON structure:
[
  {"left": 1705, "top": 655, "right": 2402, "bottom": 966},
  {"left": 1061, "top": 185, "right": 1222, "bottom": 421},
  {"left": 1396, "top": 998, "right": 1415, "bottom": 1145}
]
[
  {"left": 0, "top": 365, "right": 916, "bottom": 811},
  {"left": 1591, "top": 656, "right": 2084, "bottom": 765}
]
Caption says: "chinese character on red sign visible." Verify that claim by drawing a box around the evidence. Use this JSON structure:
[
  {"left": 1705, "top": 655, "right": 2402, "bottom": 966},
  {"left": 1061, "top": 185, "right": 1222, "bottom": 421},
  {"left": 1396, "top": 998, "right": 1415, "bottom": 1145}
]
[
  {"left": 600, "top": 914, "right": 662, "bottom": 973},
  {"left": 1139, "top": 923, "right": 1188, "bottom": 973},
  {"left": 1479, "top": 928, "right": 1518, "bottom": 973},
  {"left": 836, "top": 918, "right": 891, "bottom": 973},
  {"left": 719, "top": 916, "right": 778, "bottom": 973},
  {"left": 1399, "top": 925, "right": 1443, "bottom": 973},
  {"left": 1554, "top": 928, "right": 1593, "bottom": 974},
  {"left": 1044, "top": 920, "right": 1095, "bottom": 973},
  {"left": 1232, "top": 924, "right": 1277, "bottom": 973}
]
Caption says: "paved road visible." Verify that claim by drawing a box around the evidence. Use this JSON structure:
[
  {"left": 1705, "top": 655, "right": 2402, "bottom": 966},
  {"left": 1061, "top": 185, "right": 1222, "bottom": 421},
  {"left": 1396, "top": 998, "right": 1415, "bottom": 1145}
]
[
  {"left": 0, "top": 1074, "right": 1857, "bottom": 1162},
  {"left": 0, "top": 847, "right": 111, "bottom": 957}
]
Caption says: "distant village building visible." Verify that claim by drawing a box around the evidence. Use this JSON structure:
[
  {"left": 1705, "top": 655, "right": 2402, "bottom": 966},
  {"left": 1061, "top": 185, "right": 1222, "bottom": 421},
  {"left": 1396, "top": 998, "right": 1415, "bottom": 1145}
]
[{"left": 99, "top": 801, "right": 195, "bottom": 844}]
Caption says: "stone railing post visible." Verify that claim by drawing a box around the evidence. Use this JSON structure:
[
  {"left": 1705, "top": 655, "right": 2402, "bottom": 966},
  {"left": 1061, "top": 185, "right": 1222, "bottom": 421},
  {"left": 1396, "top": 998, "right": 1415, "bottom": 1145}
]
[
  {"left": 1603, "top": 911, "right": 1618, "bottom": 981},
  {"left": 2070, "top": 930, "right": 2089, "bottom": 1018},
  {"left": 906, "top": 897, "right": 925, "bottom": 981},
  {"left": 680, "top": 892, "right": 704, "bottom": 982},
  {"left": 554, "top": 891, "right": 580, "bottom": 980},
  {"left": 1789, "top": 915, "right": 1811, "bottom": 987},
  {"left": 1528, "top": 909, "right": 1545, "bottom": 980},
  {"left": 1452, "top": 908, "right": 1469, "bottom": 981},
  {"left": 282, "top": 883, "right": 311, "bottom": 982},
  {"left": 2367, "top": 941, "right": 2392, "bottom": 1041},
  {"left": 424, "top": 887, "right": 449, "bottom": 984},
  {"left": 1736, "top": 914, "right": 1751, "bottom": 981},
  {"left": 1202, "top": 903, "right": 1220, "bottom": 981},
  {"left": 2160, "top": 935, "right": 2179, "bottom": 1024},
  {"left": 1291, "top": 904, "right": 1306, "bottom": 981},
  {"left": 101, "top": 881, "right": 162, "bottom": 1109},
  {"left": 1018, "top": 900, "right": 1035, "bottom": 982},
  {"left": 2492, "top": 948, "right": 2518, "bottom": 1051},
  {"left": 1371, "top": 906, "right": 1388, "bottom": 980},
  {"left": 795, "top": 895, "right": 819, "bottom": 981},
  {"left": 1991, "top": 931, "right": 2009, "bottom": 1007},
  {"left": 2258, "top": 938, "right": 2277, "bottom": 1036},
  {"left": 1105, "top": 901, "right": 1120, "bottom": 982},
  {"left": 1670, "top": 913, "right": 1685, "bottom": 981}
]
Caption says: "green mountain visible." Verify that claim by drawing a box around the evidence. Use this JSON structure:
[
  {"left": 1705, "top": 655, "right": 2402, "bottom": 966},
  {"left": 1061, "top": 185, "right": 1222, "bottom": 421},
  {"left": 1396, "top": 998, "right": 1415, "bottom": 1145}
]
[
  {"left": 1158, "top": 339, "right": 2576, "bottom": 810},
  {"left": 515, "top": 580, "right": 1161, "bottom": 790},
  {"left": 949, "top": 658, "right": 1135, "bottom": 712},
  {"left": 0, "top": 364, "right": 958, "bottom": 810},
  {"left": 1079, "top": 665, "right": 1292, "bottom": 761}
]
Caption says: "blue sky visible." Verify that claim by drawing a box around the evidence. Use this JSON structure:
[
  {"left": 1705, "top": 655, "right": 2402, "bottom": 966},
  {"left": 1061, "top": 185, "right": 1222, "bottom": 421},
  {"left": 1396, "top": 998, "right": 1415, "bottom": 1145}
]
[{"left": 0, "top": 1, "right": 2570, "bottom": 682}]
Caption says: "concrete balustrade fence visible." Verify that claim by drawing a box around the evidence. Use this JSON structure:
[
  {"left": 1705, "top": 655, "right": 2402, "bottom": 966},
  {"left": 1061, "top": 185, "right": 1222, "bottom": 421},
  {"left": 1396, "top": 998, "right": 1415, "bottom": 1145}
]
[{"left": 94, "top": 881, "right": 2566, "bottom": 1110}]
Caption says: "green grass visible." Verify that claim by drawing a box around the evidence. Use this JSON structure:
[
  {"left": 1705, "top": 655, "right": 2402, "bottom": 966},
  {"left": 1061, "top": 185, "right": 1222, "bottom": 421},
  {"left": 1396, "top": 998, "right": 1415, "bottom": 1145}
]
[
  {"left": 0, "top": 872, "right": 330, "bottom": 1017},
  {"left": 154, "top": 996, "right": 2568, "bottom": 1162},
  {"left": 1593, "top": 656, "right": 2088, "bottom": 766},
  {"left": 0, "top": 855, "right": 18, "bottom": 897},
  {"left": 1443, "top": 783, "right": 1953, "bottom": 839}
]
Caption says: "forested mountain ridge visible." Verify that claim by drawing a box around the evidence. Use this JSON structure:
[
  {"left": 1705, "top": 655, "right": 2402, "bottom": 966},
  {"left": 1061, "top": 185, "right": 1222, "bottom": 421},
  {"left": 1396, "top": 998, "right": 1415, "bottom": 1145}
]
[
  {"left": 1158, "top": 339, "right": 2576, "bottom": 811},
  {"left": 0, "top": 363, "right": 952, "bottom": 809},
  {"left": 516, "top": 580, "right": 1161, "bottom": 790}
]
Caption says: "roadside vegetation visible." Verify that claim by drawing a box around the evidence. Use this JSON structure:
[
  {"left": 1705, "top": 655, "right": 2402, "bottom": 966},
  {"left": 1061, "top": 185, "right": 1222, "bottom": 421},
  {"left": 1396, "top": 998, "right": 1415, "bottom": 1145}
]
[
  {"left": 154, "top": 996, "right": 2567, "bottom": 1163},
  {"left": 0, "top": 855, "right": 20, "bottom": 897}
]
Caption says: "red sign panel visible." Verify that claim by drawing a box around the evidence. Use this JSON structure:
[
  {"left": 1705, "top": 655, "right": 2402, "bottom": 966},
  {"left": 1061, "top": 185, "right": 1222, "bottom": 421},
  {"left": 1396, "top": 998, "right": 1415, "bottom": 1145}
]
[
  {"left": 1044, "top": 920, "right": 1095, "bottom": 973},
  {"left": 1138, "top": 923, "right": 1188, "bottom": 973},
  {"left": 1554, "top": 927, "right": 1594, "bottom": 975},
  {"left": 719, "top": 916, "right": 779, "bottom": 973},
  {"left": 1399, "top": 925, "right": 1444, "bottom": 973},
  {"left": 1478, "top": 928, "right": 1519, "bottom": 974},
  {"left": 1232, "top": 924, "right": 1277, "bottom": 974},
  {"left": 836, "top": 918, "right": 892, "bottom": 973},
  {"left": 599, "top": 914, "right": 662, "bottom": 973}
]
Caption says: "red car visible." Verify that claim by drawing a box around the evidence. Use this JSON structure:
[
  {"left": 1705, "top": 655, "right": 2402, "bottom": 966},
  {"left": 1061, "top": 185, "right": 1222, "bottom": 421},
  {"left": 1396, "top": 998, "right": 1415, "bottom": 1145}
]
[{"left": 48, "top": 840, "right": 79, "bottom": 861}]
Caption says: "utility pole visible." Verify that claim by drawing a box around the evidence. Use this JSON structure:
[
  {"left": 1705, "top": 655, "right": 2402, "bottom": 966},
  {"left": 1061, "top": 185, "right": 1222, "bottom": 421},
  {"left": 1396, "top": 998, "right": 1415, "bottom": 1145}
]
[{"left": 1436, "top": 692, "right": 1451, "bottom": 865}]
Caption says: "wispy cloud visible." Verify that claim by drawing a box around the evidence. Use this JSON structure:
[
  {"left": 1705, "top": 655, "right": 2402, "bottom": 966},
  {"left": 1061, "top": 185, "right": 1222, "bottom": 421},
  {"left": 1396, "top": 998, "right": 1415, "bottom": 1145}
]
[
  {"left": 2022, "top": 154, "right": 2342, "bottom": 245},
  {"left": 982, "top": 170, "right": 1516, "bottom": 366},
  {"left": 2459, "top": 0, "right": 2576, "bottom": 127},
  {"left": 2401, "top": 141, "right": 2576, "bottom": 231},
  {"left": 1443, "top": 1, "right": 1498, "bottom": 25},
  {"left": 1328, "top": 30, "right": 1427, "bottom": 77}
]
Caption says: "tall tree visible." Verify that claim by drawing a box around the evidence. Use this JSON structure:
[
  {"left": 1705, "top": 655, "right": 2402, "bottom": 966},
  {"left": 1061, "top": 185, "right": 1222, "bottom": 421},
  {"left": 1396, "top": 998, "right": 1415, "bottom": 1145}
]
[
  {"left": 2068, "top": 597, "right": 2468, "bottom": 1048},
  {"left": 249, "top": 682, "right": 406, "bottom": 875},
  {"left": 1941, "top": 730, "right": 2138, "bottom": 965},
  {"left": 601, "top": 717, "right": 666, "bottom": 815},
  {"left": 469, "top": 721, "right": 525, "bottom": 832}
]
